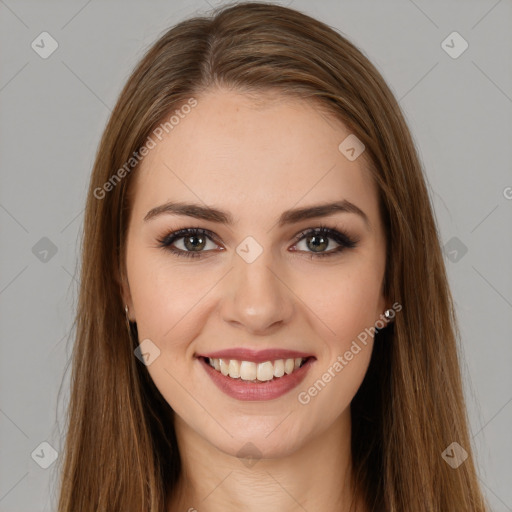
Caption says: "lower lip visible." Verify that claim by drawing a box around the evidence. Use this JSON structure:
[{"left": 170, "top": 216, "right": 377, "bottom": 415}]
[{"left": 198, "top": 356, "right": 315, "bottom": 401}]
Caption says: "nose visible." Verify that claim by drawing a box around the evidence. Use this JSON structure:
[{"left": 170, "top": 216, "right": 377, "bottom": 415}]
[{"left": 219, "top": 245, "right": 294, "bottom": 335}]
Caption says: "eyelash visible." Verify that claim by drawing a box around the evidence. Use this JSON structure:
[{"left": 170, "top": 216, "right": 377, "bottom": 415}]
[{"left": 155, "top": 224, "right": 358, "bottom": 260}]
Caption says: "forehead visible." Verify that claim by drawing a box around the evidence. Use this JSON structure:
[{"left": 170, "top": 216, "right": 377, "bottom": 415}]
[{"left": 131, "top": 89, "right": 379, "bottom": 227}]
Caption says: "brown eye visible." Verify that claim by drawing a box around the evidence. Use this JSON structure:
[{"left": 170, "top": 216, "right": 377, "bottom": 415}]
[
  {"left": 303, "top": 233, "right": 330, "bottom": 252},
  {"left": 291, "top": 226, "right": 358, "bottom": 258},
  {"left": 181, "top": 233, "right": 207, "bottom": 251},
  {"left": 156, "top": 226, "right": 358, "bottom": 260},
  {"left": 157, "top": 228, "right": 221, "bottom": 258}
]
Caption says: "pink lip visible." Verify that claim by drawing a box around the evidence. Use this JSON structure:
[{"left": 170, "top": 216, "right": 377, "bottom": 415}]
[
  {"left": 197, "top": 348, "right": 315, "bottom": 363},
  {"left": 198, "top": 356, "right": 315, "bottom": 401}
]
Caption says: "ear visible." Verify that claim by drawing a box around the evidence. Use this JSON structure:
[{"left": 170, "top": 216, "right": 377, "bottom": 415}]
[
  {"left": 116, "top": 261, "right": 134, "bottom": 321},
  {"left": 375, "top": 291, "right": 392, "bottom": 327}
]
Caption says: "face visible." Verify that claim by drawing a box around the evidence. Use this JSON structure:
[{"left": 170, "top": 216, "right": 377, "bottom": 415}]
[{"left": 121, "top": 88, "right": 388, "bottom": 459}]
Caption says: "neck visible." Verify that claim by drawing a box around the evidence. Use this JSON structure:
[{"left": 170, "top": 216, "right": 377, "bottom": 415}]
[{"left": 168, "top": 408, "right": 366, "bottom": 512}]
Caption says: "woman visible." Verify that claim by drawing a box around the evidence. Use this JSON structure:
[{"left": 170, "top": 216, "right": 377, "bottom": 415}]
[{"left": 57, "top": 2, "right": 488, "bottom": 511}]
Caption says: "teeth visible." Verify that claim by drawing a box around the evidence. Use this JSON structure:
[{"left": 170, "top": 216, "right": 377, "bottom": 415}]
[
  {"left": 284, "top": 358, "right": 294, "bottom": 375},
  {"left": 228, "top": 359, "right": 240, "bottom": 378},
  {"left": 240, "top": 361, "right": 257, "bottom": 381},
  {"left": 256, "top": 361, "right": 274, "bottom": 381},
  {"left": 207, "top": 357, "right": 307, "bottom": 381},
  {"left": 219, "top": 358, "right": 229, "bottom": 376},
  {"left": 273, "top": 359, "right": 285, "bottom": 377}
]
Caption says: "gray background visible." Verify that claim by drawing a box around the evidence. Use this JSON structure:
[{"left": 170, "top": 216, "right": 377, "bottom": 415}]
[{"left": 0, "top": 0, "right": 511, "bottom": 510}]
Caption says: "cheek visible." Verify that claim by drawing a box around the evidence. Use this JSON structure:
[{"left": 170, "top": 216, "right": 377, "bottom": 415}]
[
  {"left": 294, "top": 268, "right": 378, "bottom": 420},
  {"left": 298, "top": 257, "right": 384, "bottom": 346},
  {"left": 292, "top": 257, "right": 382, "bottom": 408},
  {"left": 125, "top": 239, "right": 382, "bottom": 439},
  {"left": 128, "top": 237, "right": 384, "bottom": 353},
  {"left": 126, "top": 242, "right": 210, "bottom": 343}
]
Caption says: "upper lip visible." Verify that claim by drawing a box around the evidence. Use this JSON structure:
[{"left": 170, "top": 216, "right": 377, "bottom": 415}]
[{"left": 197, "top": 348, "right": 315, "bottom": 363}]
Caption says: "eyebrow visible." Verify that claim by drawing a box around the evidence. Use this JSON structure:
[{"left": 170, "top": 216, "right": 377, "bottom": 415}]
[{"left": 144, "top": 200, "right": 371, "bottom": 230}]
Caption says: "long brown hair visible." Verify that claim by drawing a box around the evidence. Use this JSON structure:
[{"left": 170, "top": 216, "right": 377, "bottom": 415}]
[{"left": 56, "top": 2, "right": 488, "bottom": 510}]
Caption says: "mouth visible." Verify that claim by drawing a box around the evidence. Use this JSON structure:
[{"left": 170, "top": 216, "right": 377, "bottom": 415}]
[
  {"left": 197, "top": 354, "right": 316, "bottom": 401},
  {"left": 201, "top": 356, "right": 314, "bottom": 383}
]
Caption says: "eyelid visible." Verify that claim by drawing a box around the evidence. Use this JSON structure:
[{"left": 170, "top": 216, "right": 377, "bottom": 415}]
[
  {"left": 155, "top": 227, "right": 222, "bottom": 250},
  {"left": 155, "top": 224, "right": 359, "bottom": 258},
  {"left": 291, "top": 224, "right": 358, "bottom": 247}
]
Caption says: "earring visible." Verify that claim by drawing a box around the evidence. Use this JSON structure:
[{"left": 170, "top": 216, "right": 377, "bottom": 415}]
[
  {"left": 384, "top": 308, "right": 395, "bottom": 322},
  {"left": 124, "top": 304, "right": 132, "bottom": 333}
]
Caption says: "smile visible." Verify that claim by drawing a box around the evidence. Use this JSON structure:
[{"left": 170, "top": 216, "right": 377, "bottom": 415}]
[
  {"left": 198, "top": 356, "right": 316, "bottom": 401},
  {"left": 206, "top": 356, "right": 308, "bottom": 382}
]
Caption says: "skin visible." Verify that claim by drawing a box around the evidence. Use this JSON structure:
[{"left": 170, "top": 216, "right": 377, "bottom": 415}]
[{"left": 121, "top": 88, "right": 390, "bottom": 512}]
